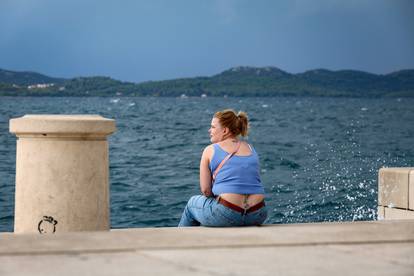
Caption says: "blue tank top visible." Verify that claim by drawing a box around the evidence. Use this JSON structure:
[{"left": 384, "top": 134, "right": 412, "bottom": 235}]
[{"left": 209, "top": 143, "right": 264, "bottom": 196}]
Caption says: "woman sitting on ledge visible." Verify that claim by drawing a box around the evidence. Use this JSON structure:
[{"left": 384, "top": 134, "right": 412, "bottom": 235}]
[{"left": 178, "top": 109, "right": 267, "bottom": 227}]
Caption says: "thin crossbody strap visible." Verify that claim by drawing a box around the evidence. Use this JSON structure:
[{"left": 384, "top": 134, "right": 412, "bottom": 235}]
[{"left": 212, "top": 141, "right": 241, "bottom": 184}]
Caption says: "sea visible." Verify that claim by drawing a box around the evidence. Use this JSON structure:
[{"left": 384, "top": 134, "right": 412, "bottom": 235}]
[{"left": 0, "top": 96, "right": 413, "bottom": 232}]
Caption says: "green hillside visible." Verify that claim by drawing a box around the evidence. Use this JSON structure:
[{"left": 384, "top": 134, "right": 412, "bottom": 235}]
[
  {"left": 0, "top": 69, "right": 65, "bottom": 86},
  {"left": 0, "top": 66, "right": 413, "bottom": 97}
]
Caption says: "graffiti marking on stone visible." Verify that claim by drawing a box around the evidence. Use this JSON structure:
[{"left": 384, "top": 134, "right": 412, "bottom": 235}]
[{"left": 38, "top": 216, "right": 58, "bottom": 234}]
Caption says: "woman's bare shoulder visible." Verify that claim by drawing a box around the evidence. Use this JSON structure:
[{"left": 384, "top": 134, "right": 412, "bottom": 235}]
[
  {"left": 202, "top": 144, "right": 215, "bottom": 160},
  {"left": 203, "top": 144, "right": 214, "bottom": 154}
]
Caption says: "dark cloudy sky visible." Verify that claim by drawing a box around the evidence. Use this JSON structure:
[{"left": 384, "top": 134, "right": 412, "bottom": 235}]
[{"left": 1, "top": 0, "right": 413, "bottom": 82}]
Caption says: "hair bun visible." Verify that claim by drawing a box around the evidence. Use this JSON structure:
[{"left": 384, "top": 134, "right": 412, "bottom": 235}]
[
  {"left": 237, "top": 111, "right": 247, "bottom": 119},
  {"left": 236, "top": 111, "right": 249, "bottom": 136}
]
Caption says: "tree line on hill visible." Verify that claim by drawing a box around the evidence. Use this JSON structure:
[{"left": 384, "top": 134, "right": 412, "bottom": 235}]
[{"left": 0, "top": 66, "right": 413, "bottom": 97}]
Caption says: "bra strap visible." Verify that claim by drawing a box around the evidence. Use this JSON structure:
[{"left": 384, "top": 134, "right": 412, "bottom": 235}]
[{"left": 212, "top": 141, "right": 241, "bottom": 184}]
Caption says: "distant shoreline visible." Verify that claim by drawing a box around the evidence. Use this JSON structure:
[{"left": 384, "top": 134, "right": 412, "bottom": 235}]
[{"left": 1, "top": 66, "right": 413, "bottom": 97}]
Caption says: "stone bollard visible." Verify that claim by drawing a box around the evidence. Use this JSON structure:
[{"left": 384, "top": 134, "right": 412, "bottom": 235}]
[
  {"left": 9, "top": 115, "right": 116, "bottom": 234},
  {"left": 378, "top": 167, "right": 414, "bottom": 220}
]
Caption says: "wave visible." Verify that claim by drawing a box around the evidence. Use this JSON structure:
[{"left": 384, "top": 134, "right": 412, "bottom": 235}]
[{"left": 279, "top": 158, "right": 300, "bottom": 169}]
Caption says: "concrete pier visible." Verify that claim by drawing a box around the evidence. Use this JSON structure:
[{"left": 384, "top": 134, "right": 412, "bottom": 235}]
[
  {"left": 3, "top": 115, "right": 413, "bottom": 275},
  {"left": 0, "top": 220, "right": 413, "bottom": 275}
]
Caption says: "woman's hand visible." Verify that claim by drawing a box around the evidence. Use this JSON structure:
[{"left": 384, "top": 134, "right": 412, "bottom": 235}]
[
  {"left": 202, "top": 189, "right": 213, "bottom": 197},
  {"left": 200, "top": 145, "right": 213, "bottom": 197}
]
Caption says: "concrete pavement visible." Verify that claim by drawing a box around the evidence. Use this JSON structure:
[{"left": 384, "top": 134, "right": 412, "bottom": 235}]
[{"left": 1, "top": 220, "right": 413, "bottom": 275}]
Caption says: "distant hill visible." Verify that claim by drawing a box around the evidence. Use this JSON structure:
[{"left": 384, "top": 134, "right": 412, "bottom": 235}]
[
  {"left": 0, "top": 66, "right": 413, "bottom": 97},
  {"left": 133, "top": 66, "right": 414, "bottom": 97},
  {"left": 0, "top": 69, "right": 66, "bottom": 86}
]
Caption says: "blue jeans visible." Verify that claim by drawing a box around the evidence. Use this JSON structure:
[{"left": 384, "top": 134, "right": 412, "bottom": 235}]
[{"left": 178, "top": 195, "right": 268, "bottom": 227}]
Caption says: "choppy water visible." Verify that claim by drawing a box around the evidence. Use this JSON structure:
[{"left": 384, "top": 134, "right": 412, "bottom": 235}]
[{"left": 1, "top": 96, "right": 413, "bottom": 232}]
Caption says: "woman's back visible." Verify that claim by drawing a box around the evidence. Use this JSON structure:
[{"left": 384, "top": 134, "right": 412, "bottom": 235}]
[
  {"left": 216, "top": 140, "right": 252, "bottom": 156},
  {"left": 210, "top": 142, "right": 263, "bottom": 195}
]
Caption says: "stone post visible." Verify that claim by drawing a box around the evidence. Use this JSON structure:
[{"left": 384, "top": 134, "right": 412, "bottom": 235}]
[
  {"left": 9, "top": 115, "right": 116, "bottom": 234},
  {"left": 378, "top": 167, "right": 414, "bottom": 220}
]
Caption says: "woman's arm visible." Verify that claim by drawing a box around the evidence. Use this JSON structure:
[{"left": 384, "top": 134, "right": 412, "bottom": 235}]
[{"left": 199, "top": 145, "right": 213, "bottom": 197}]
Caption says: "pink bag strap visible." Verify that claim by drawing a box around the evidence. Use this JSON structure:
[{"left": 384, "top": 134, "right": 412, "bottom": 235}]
[{"left": 212, "top": 141, "right": 241, "bottom": 184}]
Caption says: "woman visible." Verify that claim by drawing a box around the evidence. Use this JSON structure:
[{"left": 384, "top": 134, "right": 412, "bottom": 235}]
[{"left": 178, "top": 109, "right": 267, "bottom": 227}]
